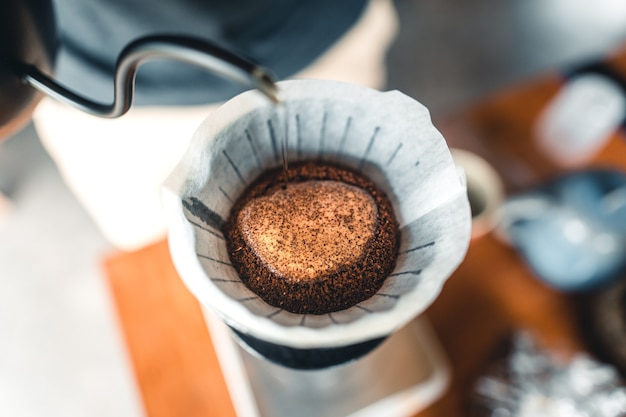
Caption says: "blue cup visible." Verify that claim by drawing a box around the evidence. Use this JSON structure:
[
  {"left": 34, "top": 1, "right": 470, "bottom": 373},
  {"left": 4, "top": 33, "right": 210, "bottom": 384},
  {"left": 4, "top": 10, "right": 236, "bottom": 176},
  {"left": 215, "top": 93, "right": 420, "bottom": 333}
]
[{"left": 499, "top": 169, "right": 626, "bottom": 292}]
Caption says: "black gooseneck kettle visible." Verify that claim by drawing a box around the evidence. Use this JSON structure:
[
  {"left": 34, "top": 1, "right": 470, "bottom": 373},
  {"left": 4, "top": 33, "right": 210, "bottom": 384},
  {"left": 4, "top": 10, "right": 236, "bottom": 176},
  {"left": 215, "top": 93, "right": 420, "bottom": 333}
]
[{"left": 0, "top": 0, "right": 278, "bottom": 140}]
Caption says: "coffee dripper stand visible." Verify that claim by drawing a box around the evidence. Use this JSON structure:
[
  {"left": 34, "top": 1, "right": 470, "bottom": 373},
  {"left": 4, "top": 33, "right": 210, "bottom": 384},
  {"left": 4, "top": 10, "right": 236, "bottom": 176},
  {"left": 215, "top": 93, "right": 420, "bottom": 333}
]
[
  {"left": 205, "top": 310, "right": 449, "bottom": 417},
  {"left": 4, "top": 36, "right": 453, "bottom": 417}
]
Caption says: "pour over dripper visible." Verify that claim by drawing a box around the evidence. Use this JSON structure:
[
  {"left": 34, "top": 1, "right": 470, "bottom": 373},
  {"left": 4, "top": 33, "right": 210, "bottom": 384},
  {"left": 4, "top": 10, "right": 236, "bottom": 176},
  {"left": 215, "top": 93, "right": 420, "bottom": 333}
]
[{"left": 162, "top": 79, "right": 471, "bottom": 368}]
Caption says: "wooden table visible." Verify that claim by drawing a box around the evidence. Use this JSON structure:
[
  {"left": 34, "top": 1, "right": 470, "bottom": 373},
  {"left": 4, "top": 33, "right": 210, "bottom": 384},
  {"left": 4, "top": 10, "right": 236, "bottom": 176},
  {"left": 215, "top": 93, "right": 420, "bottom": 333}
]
[{"left": 103, "top": 45, "right": 626, "bottom": 417}]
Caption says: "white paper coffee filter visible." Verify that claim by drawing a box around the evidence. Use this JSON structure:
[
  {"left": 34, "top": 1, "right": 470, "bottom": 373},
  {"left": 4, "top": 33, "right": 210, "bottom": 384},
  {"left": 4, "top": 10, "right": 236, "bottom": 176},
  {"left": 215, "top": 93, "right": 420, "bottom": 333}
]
[{"left": 162, "top": 79, "right": 471, "bottom": 349}]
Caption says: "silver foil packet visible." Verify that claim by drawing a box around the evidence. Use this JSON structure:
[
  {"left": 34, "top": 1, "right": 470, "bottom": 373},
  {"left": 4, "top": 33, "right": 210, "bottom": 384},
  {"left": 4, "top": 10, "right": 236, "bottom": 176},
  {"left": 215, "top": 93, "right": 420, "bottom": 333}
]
[{"left": 470, "top": 332, "right": 626, "bottom": 417}]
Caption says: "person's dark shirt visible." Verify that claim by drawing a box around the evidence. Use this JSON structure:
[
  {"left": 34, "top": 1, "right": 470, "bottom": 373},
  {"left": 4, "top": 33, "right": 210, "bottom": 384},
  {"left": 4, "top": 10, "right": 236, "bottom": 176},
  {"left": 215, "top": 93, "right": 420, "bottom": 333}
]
[{"left": 51, "top": 0, "right": 367, "bottom": 106}]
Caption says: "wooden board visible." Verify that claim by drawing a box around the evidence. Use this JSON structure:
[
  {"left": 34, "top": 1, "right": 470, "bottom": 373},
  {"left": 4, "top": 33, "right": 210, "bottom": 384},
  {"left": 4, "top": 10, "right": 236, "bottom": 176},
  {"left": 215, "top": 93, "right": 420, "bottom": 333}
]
[{"left": 104, "top": 241, "right": 237, "bottom": 417}]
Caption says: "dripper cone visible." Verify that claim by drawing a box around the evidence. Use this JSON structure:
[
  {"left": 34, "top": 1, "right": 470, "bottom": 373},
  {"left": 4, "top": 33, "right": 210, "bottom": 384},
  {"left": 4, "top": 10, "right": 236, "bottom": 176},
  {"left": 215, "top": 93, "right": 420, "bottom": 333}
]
[{"left": 162, "top": 79, "right": 471, "bottom": 350}]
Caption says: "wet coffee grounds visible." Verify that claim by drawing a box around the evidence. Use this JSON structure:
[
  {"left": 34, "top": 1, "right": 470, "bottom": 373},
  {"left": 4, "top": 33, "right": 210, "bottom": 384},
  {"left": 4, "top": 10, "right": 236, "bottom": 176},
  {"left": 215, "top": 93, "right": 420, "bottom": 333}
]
[{"left": 223, "top": 162, "right": 399, "bottom": 315}]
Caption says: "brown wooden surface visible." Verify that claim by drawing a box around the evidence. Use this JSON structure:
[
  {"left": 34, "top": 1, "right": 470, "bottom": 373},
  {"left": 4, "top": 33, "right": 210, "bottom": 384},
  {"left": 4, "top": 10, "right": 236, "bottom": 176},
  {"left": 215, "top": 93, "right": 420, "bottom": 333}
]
[
  {"left": 103, "top": 45, "right": 626, "bottom": 417},
  {"left": 417, "top": 234, "right": 587, "bottom": 417},
  {"left": 104, "top": 241, "right": 237, "bottom": 417},
  {"left": 419, "top": 44, "right": 626, "bottom": 415}
]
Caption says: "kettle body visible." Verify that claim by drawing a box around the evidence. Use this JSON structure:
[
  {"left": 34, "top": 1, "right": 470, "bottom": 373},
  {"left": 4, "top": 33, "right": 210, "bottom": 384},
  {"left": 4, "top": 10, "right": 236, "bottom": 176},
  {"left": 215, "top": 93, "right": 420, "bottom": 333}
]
[{"left": 0, "top": 0, "right": 56, "bottom": 138}]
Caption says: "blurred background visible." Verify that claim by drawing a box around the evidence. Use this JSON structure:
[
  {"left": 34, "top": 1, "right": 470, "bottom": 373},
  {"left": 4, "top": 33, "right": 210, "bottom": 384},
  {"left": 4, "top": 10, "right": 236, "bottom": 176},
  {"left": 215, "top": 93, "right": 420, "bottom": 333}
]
[{"left": 1, "top": 0, "right": 626, "bottom": 416}]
